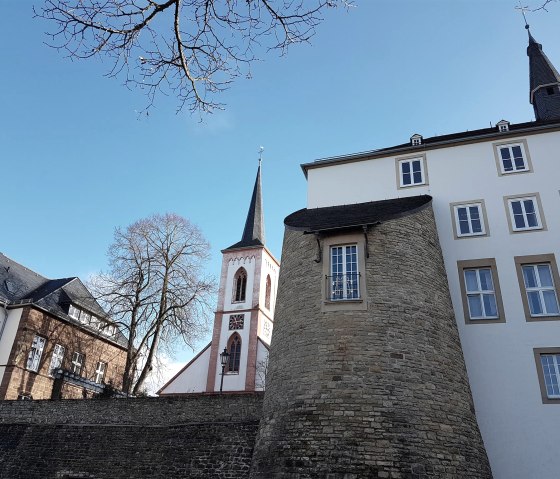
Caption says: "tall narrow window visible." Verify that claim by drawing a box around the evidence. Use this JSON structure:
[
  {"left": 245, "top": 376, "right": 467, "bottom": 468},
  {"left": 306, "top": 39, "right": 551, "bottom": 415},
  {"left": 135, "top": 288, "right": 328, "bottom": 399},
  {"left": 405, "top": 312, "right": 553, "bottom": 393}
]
[
  {"left": 233, "top": 268, "right": 247, "bottom": 302},
  {"left": 265, "top": 275, "right": 271, "bottom": 310},
  {"left": 463, "top": 268, "right": 498, "bottom": 319},
  {"left": 94, "top": 361, "right": 107, "bottom": 383},
  {"left": 329, "top": 245, "right": 359, "bottom": 301},
  {"left": 540, "top": 354, "right": 560, "bottom": 399},
  {"left": 49, "top": 344, "right": 65, "bottom": 376},
  {"left": 26, "top": 335, "right": 46, "bottom": 372},
  {"left": 227, "top": 334, "right": 242, "bottom": 373},
  {"left": 71, "top": 352, "right": 85, "bottom": 375}
]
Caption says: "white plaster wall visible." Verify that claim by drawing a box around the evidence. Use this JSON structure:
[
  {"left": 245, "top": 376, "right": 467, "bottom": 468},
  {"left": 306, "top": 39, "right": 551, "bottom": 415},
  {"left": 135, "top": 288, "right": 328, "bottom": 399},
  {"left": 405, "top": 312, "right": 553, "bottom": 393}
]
[
  {"left": 159, "top": 346, "right": 211, "bottom": 394},
  {"left": 259, "top": 249, "right": 280, "bottom": 319},
  {"left": 306, "top": 129, "right": 560, "bottom": 479},
  {"left": 255, "top": 341, "right": 269, "bottom": 391},
  {"left": 214, "top": 311, "right": 253, "bottom": 392},
  {"left": 222, "top": 255, "right": 257, "bottom": 311},
  {"left": 0, "top": 308, "right": 23, "bottom": 364}
]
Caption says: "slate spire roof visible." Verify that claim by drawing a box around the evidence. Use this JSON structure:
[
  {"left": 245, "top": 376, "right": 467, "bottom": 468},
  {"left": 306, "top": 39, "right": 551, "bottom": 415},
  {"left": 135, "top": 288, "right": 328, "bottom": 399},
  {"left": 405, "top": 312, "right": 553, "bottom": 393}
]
[
  {"left": 225, "top": 162, "right": 266, "bottom": 250},
  {"left": 527, "top": 28, "right": 560, "bottom": 120}
]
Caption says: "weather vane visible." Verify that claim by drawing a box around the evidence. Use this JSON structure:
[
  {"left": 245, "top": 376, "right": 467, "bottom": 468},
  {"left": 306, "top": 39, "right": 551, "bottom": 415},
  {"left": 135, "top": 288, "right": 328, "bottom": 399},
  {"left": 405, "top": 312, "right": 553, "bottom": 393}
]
[
  {"left": 258, "top": 146, "right": 264, "bottom": 165},
  {"left": 515, "top": 2, "right": 530, "bottom": 29}
]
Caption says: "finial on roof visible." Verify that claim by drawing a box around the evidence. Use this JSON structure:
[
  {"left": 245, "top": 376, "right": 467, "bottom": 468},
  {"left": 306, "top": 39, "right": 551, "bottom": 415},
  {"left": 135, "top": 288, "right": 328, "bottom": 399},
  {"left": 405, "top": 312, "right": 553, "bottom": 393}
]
[
  {"left": 258, "top": 146, "right": 264, "bottom": 165},
  {"left": 515, "top": 3, "right": 531, "bottom": 32}
]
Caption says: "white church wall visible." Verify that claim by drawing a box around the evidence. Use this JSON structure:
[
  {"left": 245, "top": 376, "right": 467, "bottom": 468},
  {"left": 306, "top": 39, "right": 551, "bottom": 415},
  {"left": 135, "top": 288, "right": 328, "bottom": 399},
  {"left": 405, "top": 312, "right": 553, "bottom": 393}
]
[
  {"left": 158, "top": 344, "right": 211, "bottom": 394},
  {"left": 305, "top": 128, "right": 560, "bottom": 479},
  {"left": 255, "top": 341, "right": 269, "bottom": 391},
  {"left": 223, "top": 254, "right": 257, "bottom": 311}
]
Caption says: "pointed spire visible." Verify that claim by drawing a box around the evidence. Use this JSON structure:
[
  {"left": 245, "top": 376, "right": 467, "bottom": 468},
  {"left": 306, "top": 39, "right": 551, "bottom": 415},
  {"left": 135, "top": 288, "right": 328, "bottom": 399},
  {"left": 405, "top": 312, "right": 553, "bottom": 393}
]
[
  {"left": 527, "top": 29, "right": 560, "bottom": 121},
  {"left": 224, "top": 161, "right": 266, "bottom": 250}
]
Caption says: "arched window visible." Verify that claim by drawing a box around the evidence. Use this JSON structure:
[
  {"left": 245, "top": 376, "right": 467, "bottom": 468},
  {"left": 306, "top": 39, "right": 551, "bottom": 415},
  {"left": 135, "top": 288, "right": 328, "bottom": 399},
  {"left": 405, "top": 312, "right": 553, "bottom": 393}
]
[
  {"left": 227, "top": 334, "right": 242, "bottom": 373},
  {"left": 233, "top": 268, "right": 247, "bottom": 302},
  {"left": 265, "top": 275, "right": 272, "bottom": 310}
]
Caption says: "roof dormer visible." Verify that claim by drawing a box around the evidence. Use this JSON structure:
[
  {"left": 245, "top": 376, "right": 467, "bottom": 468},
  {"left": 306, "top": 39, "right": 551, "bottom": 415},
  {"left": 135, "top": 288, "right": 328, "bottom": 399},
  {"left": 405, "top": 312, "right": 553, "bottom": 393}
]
[
  {"left": 497, "top": 120, "right": 510, "bottom": 132},
  {"left": 410, "top": 134, "right": 423, "bottom": 146}
]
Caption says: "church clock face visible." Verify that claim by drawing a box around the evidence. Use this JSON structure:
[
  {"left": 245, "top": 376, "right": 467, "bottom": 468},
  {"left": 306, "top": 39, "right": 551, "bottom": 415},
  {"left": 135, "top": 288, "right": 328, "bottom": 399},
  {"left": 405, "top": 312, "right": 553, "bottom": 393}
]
[{"left": 229, "top": 314, "right": 245, "bottom": 330}]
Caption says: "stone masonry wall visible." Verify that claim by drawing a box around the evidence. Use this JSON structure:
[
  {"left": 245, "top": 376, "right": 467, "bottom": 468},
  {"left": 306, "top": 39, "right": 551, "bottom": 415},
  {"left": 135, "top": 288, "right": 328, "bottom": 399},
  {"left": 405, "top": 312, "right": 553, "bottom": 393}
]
[
  {"left": 0, "top": 393, "right": 263, "bottom": 479},
  {"left": 250, "top": 205, "right": 492, "bottom": 479}
]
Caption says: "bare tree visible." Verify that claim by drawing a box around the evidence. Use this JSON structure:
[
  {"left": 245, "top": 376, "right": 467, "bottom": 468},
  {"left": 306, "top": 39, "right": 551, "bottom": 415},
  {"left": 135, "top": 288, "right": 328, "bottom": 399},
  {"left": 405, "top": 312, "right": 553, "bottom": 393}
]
[
  {"left": 90, "top": 213, "right": 215, "bottom": 395},
  {"left": 37, "top": 0, "right": 352, "bottom": 113}
]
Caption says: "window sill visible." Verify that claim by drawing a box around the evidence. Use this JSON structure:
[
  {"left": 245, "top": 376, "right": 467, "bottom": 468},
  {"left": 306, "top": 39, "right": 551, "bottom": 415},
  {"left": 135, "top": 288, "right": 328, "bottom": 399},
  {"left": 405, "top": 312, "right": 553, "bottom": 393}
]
[
  {"left": 324, "top": 299, "right": 363, "bottom": 305},
  {"left": 526, "top": 314, "right": 560, "bottom": 322},
  {"left": 321, "top": 298, "right": 367, "bottom": 313},
  {"left": 225, "top": 371, "right": 239, "bottom": 376}
]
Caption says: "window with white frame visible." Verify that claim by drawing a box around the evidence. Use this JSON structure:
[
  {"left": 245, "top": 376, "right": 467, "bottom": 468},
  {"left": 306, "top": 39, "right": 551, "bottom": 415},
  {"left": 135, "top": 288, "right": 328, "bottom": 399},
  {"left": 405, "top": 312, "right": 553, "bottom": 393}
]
[
  {"left": 71, "top": 352, "right": 85, "bottom": 375},
  {"left": 329, "top": 245, "right": 360, "bottom": 301},
  {"left": 94, "top": 361, "right": 107, "bottom": 383},
  {"left": 68, "top": 304, "right": 80, "bottom": 320},
  {"left": 507, "top": 196, "right": 542, "bottom": 231},
  {"left": 48, "top": 344, "right": 65, "bottom": 376},
  {"left": 26, "top": 335, "right": 46, "bottom": 372},
  {"left": 463, "top": 268, "right": 499, "bottom": 320},
  {"left": 539, "top": 353, "right": 560, "bottom": 399},
  {"left": 521, "top": 264, "right": 560, "bottom": 317},
  {"left": 398, "top": 157, "right": 425, "bottom": 187},
  {"left": 497, "top": 143, "right": 528, "bottom": 173},
  {"left": 453, "top": 203, "right": 486, "bottom": 237}
]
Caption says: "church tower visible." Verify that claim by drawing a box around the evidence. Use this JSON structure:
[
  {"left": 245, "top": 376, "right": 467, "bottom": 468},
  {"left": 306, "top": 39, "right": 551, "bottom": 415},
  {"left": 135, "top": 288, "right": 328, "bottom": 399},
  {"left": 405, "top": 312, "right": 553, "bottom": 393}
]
[
  {"left": 527, "top": 28, "right": 560, "bottom": 121},
  {"left": 157, "top": 160, "right": 279, "bottom": 395}
]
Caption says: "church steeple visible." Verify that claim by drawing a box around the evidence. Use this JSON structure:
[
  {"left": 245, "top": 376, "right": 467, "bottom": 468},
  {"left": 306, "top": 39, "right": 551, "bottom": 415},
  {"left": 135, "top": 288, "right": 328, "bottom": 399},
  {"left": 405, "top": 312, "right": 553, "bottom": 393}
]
[
  {"left": 225, "top": 162, "right": 266, "bottom": 250},
  {"left": 527, "top": 27, "right": 560, "bottom": 121}
]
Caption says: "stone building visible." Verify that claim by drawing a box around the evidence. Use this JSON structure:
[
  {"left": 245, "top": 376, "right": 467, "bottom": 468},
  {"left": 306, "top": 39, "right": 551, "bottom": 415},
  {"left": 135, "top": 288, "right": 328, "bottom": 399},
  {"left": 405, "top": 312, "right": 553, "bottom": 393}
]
[
  {"left": 250, "top": 28, "right": 560, "bottom": 479},
  {"left": 0, "top": 253, "right": 128, "bottom": 399},
  {"left": 158, "top": 161, "right": 279, "bottom": 395}
]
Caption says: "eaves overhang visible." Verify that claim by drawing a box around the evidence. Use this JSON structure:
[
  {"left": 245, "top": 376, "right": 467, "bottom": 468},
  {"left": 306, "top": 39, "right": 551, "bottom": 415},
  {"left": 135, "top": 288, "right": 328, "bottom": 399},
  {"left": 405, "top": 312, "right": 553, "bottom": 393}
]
[{"left": 301, "top": 120, "right": 560, "bottom": 178}]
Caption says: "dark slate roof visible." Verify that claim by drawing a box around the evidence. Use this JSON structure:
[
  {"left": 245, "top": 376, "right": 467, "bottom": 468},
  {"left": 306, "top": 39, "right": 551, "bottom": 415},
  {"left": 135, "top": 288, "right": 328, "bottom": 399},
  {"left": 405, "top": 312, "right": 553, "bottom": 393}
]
[
  {"left": 302, "top": 118, "right": 560, "bottom": 176},
  {"left": 0, "top": 253, "right": 127, "bottom": 347},
  {"left": 225, "top": 163, "right": 266, "bottom": 250},
  {"left": 284, "top": 195, "right": 432, "bottom": 233},
  {"left": 528, "top": 31, "right": 560, "bottom": 94}
]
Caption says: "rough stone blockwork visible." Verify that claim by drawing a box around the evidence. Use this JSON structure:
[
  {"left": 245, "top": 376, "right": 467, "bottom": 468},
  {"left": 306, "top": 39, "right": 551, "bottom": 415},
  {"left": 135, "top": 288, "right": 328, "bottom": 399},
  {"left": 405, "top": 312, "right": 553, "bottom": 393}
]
[
  {"left": 0, "top": 394, "right": 263, "bottom": 479},
  {"left": 250, "top": 205, "right": 493, "bottom": 479}
]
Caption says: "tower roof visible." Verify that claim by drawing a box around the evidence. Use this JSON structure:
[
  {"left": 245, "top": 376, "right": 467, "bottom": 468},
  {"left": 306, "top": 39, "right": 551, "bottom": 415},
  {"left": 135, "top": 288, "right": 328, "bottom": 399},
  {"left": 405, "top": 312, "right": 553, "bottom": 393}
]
[
  {"left": 225, "top": 163, "right": 266, "bottom": 250},
  {"left": 527, "top": 30, "right": 560, "bottom": 99}
]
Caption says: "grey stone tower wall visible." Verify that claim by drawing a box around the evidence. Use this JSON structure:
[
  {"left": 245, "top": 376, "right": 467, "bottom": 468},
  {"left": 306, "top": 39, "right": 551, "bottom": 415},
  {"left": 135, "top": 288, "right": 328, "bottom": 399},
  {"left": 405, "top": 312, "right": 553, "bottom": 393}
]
[{"left": 250, "top": 205, "right": 492, "bottom": 479}]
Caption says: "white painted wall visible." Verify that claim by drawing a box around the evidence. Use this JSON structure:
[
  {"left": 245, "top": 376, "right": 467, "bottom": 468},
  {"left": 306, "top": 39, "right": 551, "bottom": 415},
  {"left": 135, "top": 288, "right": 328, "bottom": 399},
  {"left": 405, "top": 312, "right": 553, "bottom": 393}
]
[
  {"left": 255, "top": 341, "right": 269, "bottom": 391},
  {"left": 0, "top": 308, "right": 23, "bottom": 377},
  {"left": 159, "top": 345, "right": 211, "bottom": 394},
  {"left": 306, "top": 129, "right": 560, "bottom": 479}
]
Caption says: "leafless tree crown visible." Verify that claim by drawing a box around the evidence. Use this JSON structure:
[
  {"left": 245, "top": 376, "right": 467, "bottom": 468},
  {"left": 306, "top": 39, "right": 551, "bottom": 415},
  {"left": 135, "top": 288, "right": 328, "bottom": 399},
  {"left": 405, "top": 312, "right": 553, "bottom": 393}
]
[{"left": 38, "top": 0, "right": 352, "bottom": 113}]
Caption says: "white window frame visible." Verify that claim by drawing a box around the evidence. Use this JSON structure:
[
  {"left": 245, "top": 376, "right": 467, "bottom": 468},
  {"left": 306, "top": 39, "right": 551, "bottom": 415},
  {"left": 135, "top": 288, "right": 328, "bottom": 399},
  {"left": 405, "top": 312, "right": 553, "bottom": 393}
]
[
  {"left": 68, "top": 304, "right": 80, "bottom": 320},
  {"left": 463, "top": 268, "right": 499, "bottom": 320},
  {"left": 398, "top": 157, "right": 426, "bottom": 187},
  {"left": 507, "top": 196, "right": 543, "bottom": 232},
  {"left": 522, "top": 264, "right": 560, "bottom": 317},
  {"left": 539, "top": 353, "right": 560, "bottom": 399},
  {"left": 48, "top": 344, "right": 65, "bottom": 377},
  {"left": 26, "top": 335, "right": 46, "bottom": 372},
  {"left": 497, "top": 143, "right": 528, "bottom": 174},
  {"left": 453, "top": 202, "right": 486, "bottom": 237},
  {"left": 329, "top": 244, "right": 360, "bottom": 301},
  {"left": 71, "top": 351, "right": 85, "bottom": 375},
  {"left": 94, "top": 361, "right": 107, "bottom": 384}
]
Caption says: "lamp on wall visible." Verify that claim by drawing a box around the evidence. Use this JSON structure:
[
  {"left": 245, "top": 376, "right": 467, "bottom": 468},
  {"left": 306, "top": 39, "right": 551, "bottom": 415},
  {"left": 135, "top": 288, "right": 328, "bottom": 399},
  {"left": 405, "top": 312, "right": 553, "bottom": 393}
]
[{"left": 219, "top": 347, "right": 230, "bottom": 393}]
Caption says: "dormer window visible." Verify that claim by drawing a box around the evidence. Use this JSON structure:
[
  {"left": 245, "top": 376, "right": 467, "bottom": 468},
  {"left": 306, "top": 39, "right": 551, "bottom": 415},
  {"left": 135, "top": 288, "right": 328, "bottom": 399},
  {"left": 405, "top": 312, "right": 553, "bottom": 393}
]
[
  {"left": 410, "top": 134, "right": 423, "bottom": 146},
  {"left": 497, "top": 120, "right": 510, "bottom": 132}
]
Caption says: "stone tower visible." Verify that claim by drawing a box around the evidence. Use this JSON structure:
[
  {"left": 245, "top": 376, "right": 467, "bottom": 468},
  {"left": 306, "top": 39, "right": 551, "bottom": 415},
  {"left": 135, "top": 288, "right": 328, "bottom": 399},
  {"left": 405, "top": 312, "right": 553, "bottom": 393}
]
[
  {"left": 527, "top": 29, "right": 560, "bottom": 121},
  {"left": 250, "top": 196, "right": 492, "bottom": 478},
  {"left": 204, "top": 162, "right": 279, "bottom": 393}
]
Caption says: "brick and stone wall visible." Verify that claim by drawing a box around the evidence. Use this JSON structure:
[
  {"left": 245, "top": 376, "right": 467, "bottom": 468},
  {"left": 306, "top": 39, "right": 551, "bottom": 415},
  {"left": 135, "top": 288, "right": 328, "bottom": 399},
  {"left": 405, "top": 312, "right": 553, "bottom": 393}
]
[
  {"left": 0, "top": 393, "right": 263, "bottom": 479},
  {"left": 250, "top": 204, "right": 493, "bottom": 478},
  {"left": 0, "top": 307, "right": 127, "bottom": 400}
]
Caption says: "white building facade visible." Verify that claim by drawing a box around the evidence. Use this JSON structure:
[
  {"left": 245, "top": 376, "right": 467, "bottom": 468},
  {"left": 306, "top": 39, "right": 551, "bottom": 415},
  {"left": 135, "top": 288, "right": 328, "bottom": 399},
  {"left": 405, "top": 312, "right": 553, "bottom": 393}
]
[
  {"left": 158, "top": 163, "right": 279, "bottom": 395},
  {"left": 299, "top": 31, "right": 560, "bottom": 479}
]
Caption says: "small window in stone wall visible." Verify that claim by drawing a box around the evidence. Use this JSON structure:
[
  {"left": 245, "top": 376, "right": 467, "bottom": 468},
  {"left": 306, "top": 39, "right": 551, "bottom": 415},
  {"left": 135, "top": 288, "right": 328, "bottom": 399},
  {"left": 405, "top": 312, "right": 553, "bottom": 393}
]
[
  {"left": 233, "top": 268, "right": 247, "bottom": 302},
  {"left": 26, "top": 335, "right": 46, "bottom": 372},
  {"left": 229, "top": 314, "right": 245, "bottom": 330},
  {"left": 227, "top": 334, "right": 242, "bottom": 373},
  {"left": 71, "top": 351, "right": 85, "bottom": 376}
]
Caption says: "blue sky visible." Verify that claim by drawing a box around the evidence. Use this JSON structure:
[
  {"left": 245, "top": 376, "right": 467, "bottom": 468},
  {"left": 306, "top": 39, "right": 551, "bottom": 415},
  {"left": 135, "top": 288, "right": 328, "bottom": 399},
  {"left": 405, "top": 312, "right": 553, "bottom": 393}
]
[{"left": 2, "top": 1, "right": 559, "bottom": 364}]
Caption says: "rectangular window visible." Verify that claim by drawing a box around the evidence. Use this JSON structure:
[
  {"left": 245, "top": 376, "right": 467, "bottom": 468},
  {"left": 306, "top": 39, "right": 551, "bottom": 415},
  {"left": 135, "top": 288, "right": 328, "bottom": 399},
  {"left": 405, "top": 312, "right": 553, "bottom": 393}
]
[
  {"left": 515, "top": 254, "right": 560, "bottom": 322},
  {"left": 451, "top": 201, "right": 488, "bottom": 238},
  {"left": 494, "top": 140, "right": 532, "bottom": 175},
  {"left": 26, "top": 335, "right": 46, "bottom": 372},
  {"left": 534, "top": 348, "right": 560, "bottom": 403},
  {"left": 68, "top": 305, "right": 80, "bottom": 320},
  {"left": 504, "top": 194, "right": 546, "bottom": 233},
  {"left": 94, "top": 361, "right": 107, "bottom": 383},
  {"left": 329, "top": 245, "right": 359, "bottom": 300},
  {"left": 398, "top": 157, "right": 426, "bottom": 187},
  {"left": 49, "top": 344, "right": 65, "bottom": 376},
  {"left": 457, "top": 259, "right": 505, "bottom": 324},
  {"left": 71, "top": 352, "right": 85, "bottom": 375}
]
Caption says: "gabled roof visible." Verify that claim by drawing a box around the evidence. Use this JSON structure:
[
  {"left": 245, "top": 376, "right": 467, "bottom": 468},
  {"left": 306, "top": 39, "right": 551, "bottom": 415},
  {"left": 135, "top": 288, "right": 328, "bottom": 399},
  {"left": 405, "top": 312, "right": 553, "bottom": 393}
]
[
  {"left": 225, "top": 163, "right": 266, "bottom": 250},
  {"left": 0, "top": 253, "right": 127, "bottom": 348}
]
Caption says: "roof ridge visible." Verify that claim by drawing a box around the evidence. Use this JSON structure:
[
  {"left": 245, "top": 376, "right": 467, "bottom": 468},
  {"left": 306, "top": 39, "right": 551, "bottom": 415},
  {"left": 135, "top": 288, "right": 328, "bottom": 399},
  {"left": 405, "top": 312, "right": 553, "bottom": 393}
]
[{"left": 0, "top": 252, "right": 49, "bottom": 281}]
